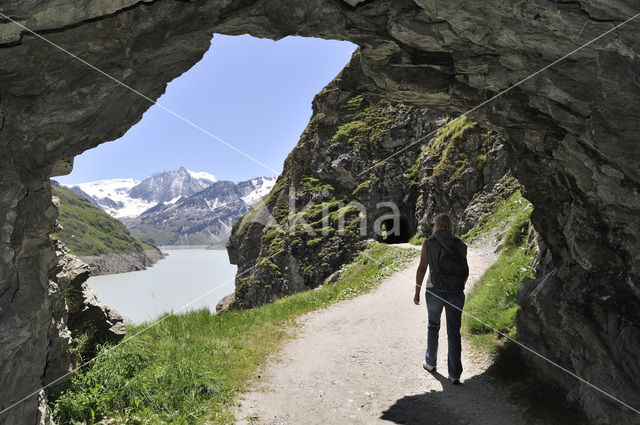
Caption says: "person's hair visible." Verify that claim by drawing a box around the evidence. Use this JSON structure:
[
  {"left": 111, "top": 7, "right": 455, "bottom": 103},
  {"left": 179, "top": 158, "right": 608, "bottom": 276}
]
[{"left": 433, "top": 213, "right": 453, "bottom": 232}]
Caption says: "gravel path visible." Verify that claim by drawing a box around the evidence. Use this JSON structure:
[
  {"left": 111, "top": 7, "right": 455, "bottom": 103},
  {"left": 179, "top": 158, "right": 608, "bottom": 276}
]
[{"left": 234, "top": 244, "right": 536, "bottom": 425}]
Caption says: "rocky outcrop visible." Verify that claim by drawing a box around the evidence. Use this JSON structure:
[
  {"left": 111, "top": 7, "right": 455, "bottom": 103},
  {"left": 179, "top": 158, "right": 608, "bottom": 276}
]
[
  {"left": 408, "top": 116, "right": 512, "bottom": 237},
  {"left": 1, "top": 1, "right": 639, "bottom": 423},
  {"left": 215, "top": 293, "right": 236, "bottom": 313},
  {"left": 79, "top": 248, "right": 164, "bottom": 276},
  {"left": 226, "top": 81, "right": 511, "bottom": 308},
  {"left": 44, "top": 241, "right": 125, "bottom": 394}
]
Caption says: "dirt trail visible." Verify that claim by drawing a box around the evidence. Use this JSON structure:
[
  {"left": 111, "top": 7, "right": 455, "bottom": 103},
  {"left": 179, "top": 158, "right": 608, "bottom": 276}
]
[{"left": 235, "top": 244, "right": 537, "bottom": 425}]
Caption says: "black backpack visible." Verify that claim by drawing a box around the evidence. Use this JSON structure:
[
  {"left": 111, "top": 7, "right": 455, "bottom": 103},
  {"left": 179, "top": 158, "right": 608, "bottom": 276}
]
[{"left": 429, "top": 235, "right": 469, "bottom": 293}]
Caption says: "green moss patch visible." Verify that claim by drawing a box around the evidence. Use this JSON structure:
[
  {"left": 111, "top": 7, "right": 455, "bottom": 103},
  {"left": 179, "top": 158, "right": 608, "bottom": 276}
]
[
  {"left": 427, "top": 116, "right": 477, "bottom": 182},
  {"left": 328, "top": 96, "right": 399, "bottom": 147}
]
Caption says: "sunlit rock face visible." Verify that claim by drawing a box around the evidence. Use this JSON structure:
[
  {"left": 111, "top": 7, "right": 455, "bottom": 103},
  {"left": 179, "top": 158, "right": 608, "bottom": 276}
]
[{"left": 0, "top": 1, "right": 639, "bottom": 423}]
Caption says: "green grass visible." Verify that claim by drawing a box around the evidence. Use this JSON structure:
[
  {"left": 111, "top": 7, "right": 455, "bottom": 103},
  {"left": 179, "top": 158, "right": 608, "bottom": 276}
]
[
  {"left": 428, "top": 116, "right": 476, "bottom": 180},
  {"left": 460, "top": 203, "right": 591, "bottom": 423},
  {"left": 409, "top": 234, "right": 426, "bottom": 246},
  {"left": 462, "top": 246, "right": 535, "bottom": 349},
  {"left": 404, "top": 115, "right": 481, "bottom": 189},
  {"left": 329, "top": 96, "right": 399, "bottom": 147},
  {"left": 462, "top": 209, "right": 534, "bottom": 350},
  {"left": 52, "top": 243, "right": 419, "bottom": 424},
  {"left": 461, "top": 185, "right": 530, "bottom": 244},
  {"left": 52, "top": 185, "right": 154, "bottom": 256},
  {"left": 458, "top": 184, "right": 590, "bottom": 423},
  {"left": 464, "top": 251, "right": 592, "bottom": 425}
]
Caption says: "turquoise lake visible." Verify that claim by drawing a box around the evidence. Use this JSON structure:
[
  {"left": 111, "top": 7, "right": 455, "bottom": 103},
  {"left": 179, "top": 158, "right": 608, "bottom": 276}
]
[{"left": 88, "top": 249, "right": 237, "bottom": 325}]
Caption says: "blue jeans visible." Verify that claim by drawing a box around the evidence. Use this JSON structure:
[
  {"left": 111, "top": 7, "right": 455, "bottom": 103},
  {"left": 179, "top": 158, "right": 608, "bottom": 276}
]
[{"left": 424, "top": 289, "right": 465, "bottom": 379}]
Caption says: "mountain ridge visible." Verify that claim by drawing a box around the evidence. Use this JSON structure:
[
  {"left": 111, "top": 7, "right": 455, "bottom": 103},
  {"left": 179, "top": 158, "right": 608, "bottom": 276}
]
[
  {"left": 63, "top": 167, "right": 277, "bottom": 246},
  {"left": 124, "top": 176, "right": 276, "bottom": 246},
  {"left": 65, "top": 167, "right": 222, "bottom": 218}
]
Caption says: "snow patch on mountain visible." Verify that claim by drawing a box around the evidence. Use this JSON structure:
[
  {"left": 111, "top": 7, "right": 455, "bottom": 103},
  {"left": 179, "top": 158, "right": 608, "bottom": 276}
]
[
  {"left": 206, "top": 199, "right": 228, "bottom": 211},
  {"left": 186, "top": 169, "right": 218, "bottom": 183},
  {"left": 242, "top": 177, "right": 276, "bottom": 205},
  {"left": 129, "top": 167, "right": 215, "bottom": 204},
  {"left": 67, "top": 179, "right": 157, "bottom": 218}
]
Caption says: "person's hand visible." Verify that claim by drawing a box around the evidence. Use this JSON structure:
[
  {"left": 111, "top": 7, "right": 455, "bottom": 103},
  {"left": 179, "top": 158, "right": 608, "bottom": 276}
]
[{"left": 413, "top": 293, "right": 420, "bottom": 305}]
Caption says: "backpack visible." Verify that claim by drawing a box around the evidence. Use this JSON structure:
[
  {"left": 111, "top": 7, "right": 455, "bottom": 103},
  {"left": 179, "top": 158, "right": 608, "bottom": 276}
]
[{"left": 429, "top": 235, "right": 469, "bottom": 293}]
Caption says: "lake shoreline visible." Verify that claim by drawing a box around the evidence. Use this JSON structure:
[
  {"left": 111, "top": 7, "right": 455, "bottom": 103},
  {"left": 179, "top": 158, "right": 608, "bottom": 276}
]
[
  {"left": 80, "top": 248, "right": 166, "bottom": 276},
  {"left": 159, "top": 244, "right": 227, "bottom": 250}
]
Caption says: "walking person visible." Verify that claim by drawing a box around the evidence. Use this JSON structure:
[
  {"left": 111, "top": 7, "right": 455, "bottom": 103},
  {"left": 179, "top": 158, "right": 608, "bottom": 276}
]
[{"left": 413, "top": 213, "right": 469, "bottom": 384}]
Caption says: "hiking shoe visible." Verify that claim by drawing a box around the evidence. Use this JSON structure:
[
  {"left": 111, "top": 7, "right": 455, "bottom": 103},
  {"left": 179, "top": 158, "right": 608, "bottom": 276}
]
[
  {"left": 449, "top": 377, "right": 461, "bottom": 385},
  {"left": 422, "top": 362, "right": 436, "bottom": 372}
]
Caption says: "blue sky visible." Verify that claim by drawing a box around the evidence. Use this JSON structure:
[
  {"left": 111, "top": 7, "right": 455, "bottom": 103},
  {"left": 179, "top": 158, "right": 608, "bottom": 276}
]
[{"left": 57, "top": 35, "right": 357, "bottom": 184}]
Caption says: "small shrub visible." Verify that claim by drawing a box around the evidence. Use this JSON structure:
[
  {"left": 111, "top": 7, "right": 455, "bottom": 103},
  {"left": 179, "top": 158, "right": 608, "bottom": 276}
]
[{"left": 409, "top": 234, "right": 426, "bottom": 246}]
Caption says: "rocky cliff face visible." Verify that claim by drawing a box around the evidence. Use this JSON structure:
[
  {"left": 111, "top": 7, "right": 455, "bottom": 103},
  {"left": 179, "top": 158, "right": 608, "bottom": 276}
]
[
  {"left": 1, "top": 1, "right": 639, "bottom": 423},
  {"left": 42, "top": 241, "right": 125, "bottom": 415},
  {"left": 226, "top": 80, "right": 511, "bottom": 308}
]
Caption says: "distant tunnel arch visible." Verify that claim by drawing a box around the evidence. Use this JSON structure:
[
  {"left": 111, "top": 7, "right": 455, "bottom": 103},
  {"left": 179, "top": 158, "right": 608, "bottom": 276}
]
[{"left": 375, "top": 215, "right": 413, "bottom": 244}]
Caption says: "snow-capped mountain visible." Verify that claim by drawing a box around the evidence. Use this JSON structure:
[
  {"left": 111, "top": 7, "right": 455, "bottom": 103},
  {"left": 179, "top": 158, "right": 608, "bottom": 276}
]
[
  {"left": 129, "top": 167, "right": 217, "bottom": 204},
  {"left": 65, "top": 167, "right": 219, "bottom": 218},
  {"left": 63, "top": 168, "right": 277, "bottom": 246},
  {"left": 123, "top": 177, "right": 276, "bottom": 246}
]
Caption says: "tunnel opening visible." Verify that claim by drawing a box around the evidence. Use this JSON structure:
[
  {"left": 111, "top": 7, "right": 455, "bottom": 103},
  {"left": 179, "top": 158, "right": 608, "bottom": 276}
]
[{"left": 376, "top": 216, "right": 413, "bottom": 244}]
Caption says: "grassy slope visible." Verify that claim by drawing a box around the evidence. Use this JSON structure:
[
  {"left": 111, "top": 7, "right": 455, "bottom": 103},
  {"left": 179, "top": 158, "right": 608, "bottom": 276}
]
[
  {"left": 409, "top": 235, "right": 425, "bottom": 246},
  {"left": 462, "top": 202, "right": 534, "bottom": 350},
  {"left": 405, "top": 115, "right": 486, "bottom": 191},
  {"left": 461, "top": 180, "right": 526, "bottom": 245},
  {"left": 53, "top": 185, "right": 154, "bottom": 256},
  {"left": 52, "top": 243, "right": 419, "bottom": 424}
]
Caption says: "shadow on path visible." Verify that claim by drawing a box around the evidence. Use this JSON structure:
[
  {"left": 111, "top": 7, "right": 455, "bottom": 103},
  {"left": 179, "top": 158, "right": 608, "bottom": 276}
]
[
  {"left": 381, "top": 346, "right": 593, "bottom": 425},
  {"left": 380, "top": 370, "right": 477, "bottom": 425}
]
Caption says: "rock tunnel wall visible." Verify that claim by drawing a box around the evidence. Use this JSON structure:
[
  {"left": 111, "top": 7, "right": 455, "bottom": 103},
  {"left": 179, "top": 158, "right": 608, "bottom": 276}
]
[{"left": 0, "top": 1, "right": 639, "bottom": 423}]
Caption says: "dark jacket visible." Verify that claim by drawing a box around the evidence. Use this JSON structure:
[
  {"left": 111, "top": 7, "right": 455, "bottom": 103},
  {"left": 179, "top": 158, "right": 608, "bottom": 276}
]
[{"left": 424, "top": 230, "right": 468, "bottom": 292}]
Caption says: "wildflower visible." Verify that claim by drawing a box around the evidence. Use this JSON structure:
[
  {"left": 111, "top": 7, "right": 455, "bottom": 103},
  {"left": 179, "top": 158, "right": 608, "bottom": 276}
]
[
  {"left": 499, "top": 278, "right": 504, "bottom": 282},
  {"left": 504, "top": 247, "right": 509, "bottom": 251},
  {"left": 511, "top": 262, "right": 516, "bottom": 266}
]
